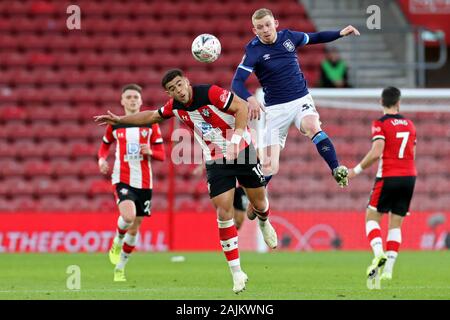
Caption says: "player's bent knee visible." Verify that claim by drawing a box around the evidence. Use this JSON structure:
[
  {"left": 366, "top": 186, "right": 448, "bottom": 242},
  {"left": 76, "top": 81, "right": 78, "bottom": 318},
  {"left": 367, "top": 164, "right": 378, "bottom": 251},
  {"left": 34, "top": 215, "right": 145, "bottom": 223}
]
[
  {"left": 252, "top": 197, "right": 269, "bottom": 213},
  {"left": 300, "top": 115, "right": 321, "bottom": 137},
  {"left": 216, "top": 206, "right": 234, "bottom": 221},
  {"left": 119, "top": 201, "right": 136, "bottom": 224}
]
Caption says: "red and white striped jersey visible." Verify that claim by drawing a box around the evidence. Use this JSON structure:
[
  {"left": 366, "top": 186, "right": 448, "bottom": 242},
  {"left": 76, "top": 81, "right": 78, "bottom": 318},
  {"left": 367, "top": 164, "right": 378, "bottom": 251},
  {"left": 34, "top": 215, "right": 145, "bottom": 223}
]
[
  {"left": 371, "top": 114, "right": 417, "bottom": 178},
  {"left": 157, "top": 84, "right": 252, "bottom": 161},
  {"left": 100, "top": 122, "right": 164, "bottom": 189}
]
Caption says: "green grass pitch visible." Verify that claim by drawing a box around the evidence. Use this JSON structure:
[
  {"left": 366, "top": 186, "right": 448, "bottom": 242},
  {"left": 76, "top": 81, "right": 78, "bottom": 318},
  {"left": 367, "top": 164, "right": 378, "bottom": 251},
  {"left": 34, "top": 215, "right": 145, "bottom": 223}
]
[{"left": 1, "top": 251, "right": 449, "bottom": 300}]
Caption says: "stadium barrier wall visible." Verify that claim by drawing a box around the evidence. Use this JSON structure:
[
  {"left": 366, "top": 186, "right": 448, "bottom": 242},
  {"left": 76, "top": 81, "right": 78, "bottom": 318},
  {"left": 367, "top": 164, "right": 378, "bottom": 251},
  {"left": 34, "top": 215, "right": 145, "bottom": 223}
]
[{"left": 0, "top": 212, "right": 449, "bottom": 253}]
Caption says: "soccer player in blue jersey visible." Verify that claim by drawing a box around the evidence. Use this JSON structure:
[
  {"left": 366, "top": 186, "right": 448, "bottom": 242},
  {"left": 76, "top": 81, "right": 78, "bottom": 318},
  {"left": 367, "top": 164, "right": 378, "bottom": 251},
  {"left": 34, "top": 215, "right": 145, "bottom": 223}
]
[{"left": 231, "top": 8, "right": 360, "bottom": 191}]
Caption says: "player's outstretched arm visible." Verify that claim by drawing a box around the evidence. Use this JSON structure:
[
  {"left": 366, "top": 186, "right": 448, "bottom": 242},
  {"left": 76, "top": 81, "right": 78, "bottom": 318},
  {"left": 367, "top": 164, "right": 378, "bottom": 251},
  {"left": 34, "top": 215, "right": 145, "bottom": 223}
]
[
  {"left": 306, "top": 25, "right": 360, "bottom": 45},
  {"left": 94, "top": 110, "right": 164, "bottom": 126},
  {"left": 348, "top": 139, "right": 384, "bottom": 178}
]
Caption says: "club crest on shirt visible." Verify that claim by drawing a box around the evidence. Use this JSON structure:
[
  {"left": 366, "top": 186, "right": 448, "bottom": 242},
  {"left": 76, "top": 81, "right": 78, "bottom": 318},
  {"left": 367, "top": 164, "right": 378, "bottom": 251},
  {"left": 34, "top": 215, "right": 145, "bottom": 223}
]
[
  {"left": 283, "top": 39, "right": 295, "bottom": 52},
  {"left": 201, "top": 108, "right": 210, "bottom": 117},
  {"left": 372, "top": 126, "right": 381, "bottom": 134},
  {"left": 219, "top": 91, "right": 229, "bottom": 103}
]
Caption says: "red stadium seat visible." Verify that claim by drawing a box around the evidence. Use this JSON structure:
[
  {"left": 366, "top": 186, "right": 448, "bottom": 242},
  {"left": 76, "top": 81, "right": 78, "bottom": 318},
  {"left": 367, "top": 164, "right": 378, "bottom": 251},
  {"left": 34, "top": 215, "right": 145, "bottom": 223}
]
[
  {"left": 0, "top": 159, "right": 26, "bottom": 177},
  {"left": 65, "top": 195, "right": 94, "bottom": 212},
  {"left": 5, "top": 177, "right": 35, "bottom": 196},
  {"left": 133, "top": 2, "right": 156, "bottom": 16},
  {"left": 59, "top": 177, "right": 87, "bottom": 195},
  {"left": 0, "top": 142, "right": 16, "bottom": 158},
  {"left": 32, "top": 177, "right": 62, "bottom": 196},
  {"left": 13, "top": 195, "right": 39, "bottom": 212},
  {"left": 37, "top": 196, "right": 67, "bottom": 212},
  {"left": 0, "top": 198, "right": 19, "bottom": 212},
  {"left": 78, "top": 159, "right": 100, "bottom": 177},
  {"left": 14, "top": 140, "right": 46, "bottom": 159},
  {"left": 0, "top": 106, "right": 27, "bottom": 121},
  {"left": 89, "top": 178, "right": 112, "bottom": 195},
  {"left": 23, "top": 159, "right": 53, "bottom": 177},
  {"left": 90, "top": 194, "right": 116, "bottom": 212},
  {"left": 25, "top": 106, "right": 54, "bottom": 122},
  {"left": 51, "top": 158, "right": 81, "bottom": 176},
  {"left": 70, "top": 141, "right": 97, "bottom": 158},
  {"left": 40, "top": 140, "right": 72, "bottom": 158}
]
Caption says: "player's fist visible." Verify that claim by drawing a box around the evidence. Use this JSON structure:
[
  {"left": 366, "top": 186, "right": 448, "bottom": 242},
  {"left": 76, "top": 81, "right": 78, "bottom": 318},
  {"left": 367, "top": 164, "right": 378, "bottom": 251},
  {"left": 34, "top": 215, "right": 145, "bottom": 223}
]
[
  {"left": 94, "top": 110, "right": 122, "bottom": 125},
  {"left": 348, "top": 168, "right": 357, "bottom": 179},
  {"left": 340, "top": 25, "right": 360, "bottom": 37},
  {"left": 98, "top": 158, "right": 109, "bottom": 175},
  {"left": 140, "top": 144, "right": 152, "bottom": 156}
]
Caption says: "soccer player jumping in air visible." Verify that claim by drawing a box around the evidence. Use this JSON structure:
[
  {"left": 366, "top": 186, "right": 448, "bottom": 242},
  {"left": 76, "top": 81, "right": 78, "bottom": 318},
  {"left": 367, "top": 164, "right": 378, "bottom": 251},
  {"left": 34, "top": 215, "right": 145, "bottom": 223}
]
[
  {"left": 97, "top": 84, "right": 166, "bottom": 282},
  {"left": 348, "top": 87, "right": 417, "bottom": 282},
  {"left": 231, "top": 8, "right": 360, "bottom": 189},
  {"left": 95, "top": 69, "right": 277, "bottom": 294}
]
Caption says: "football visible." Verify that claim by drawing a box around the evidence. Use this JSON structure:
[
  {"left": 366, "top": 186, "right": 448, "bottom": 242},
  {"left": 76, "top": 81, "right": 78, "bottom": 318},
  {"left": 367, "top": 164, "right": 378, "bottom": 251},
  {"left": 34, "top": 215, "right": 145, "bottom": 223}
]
[{"left": 191, "top": 34, "right": 221, "bottom": 63}]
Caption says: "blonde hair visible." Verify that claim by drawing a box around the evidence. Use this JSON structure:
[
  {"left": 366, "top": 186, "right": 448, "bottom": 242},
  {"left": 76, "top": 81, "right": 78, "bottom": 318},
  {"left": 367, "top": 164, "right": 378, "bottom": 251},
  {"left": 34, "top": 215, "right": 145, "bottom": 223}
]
[{"left": 252, "top": 8, "right": 274, "bottom": 22}]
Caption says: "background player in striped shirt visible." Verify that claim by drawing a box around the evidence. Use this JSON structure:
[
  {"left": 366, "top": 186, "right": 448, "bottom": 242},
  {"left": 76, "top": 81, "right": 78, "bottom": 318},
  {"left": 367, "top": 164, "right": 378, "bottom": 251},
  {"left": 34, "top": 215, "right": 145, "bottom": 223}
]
[
  {"left": 231, "top": 8, "right": 360, "bottom": 189},
  {"left": 97, "top": 84, "right": 166, "bottom": 282},
  {"left": 95, "top": 69, "right": 278, "bottom": 294},
  {"left": 348, "top": 87, "right": 417, "bottom": 282}
]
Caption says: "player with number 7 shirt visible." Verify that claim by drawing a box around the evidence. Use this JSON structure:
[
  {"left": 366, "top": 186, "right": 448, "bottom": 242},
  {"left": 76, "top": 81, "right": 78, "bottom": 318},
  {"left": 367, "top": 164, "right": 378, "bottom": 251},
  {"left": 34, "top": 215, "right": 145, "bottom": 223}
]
[
  {"left": 95, "top": 69, "right": 278, "bottom": 294},
  {"left": 348, "top": 87, "right": 417, "bottom": 284}
]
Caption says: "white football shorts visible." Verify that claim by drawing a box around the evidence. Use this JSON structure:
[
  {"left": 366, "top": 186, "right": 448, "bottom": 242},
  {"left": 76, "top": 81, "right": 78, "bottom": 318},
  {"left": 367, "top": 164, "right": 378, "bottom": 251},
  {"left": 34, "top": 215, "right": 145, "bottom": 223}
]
[{"left": 262, "top": 94, "right": 319, "bottom": 149}]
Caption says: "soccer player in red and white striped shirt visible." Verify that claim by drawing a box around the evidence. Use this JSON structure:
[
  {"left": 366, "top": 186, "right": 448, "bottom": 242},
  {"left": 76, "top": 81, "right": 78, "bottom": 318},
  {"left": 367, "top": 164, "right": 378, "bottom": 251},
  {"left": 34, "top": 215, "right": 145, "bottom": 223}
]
[
  {"left": 97, "top": 84, "right": 165, "bottom": 282},
  {"left": 95, "top": 69, "right": 278, "bottom": 293},
  {"left": 348, "top": 87, "right": 417, "bottom": 283}
]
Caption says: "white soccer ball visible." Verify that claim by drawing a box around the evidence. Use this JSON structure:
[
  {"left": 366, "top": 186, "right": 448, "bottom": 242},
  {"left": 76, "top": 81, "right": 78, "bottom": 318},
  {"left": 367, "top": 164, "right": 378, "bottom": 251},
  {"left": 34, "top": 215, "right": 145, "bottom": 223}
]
[{"left": 191, "top": 34, "right": 221, "bottom": 63}]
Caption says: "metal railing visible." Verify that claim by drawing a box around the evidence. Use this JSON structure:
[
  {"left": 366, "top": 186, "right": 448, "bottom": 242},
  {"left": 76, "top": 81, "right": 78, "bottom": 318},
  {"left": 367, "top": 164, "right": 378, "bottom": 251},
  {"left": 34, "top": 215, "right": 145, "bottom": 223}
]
[{"left": 347, "top": 25, "right": 447, "bottom": 87}]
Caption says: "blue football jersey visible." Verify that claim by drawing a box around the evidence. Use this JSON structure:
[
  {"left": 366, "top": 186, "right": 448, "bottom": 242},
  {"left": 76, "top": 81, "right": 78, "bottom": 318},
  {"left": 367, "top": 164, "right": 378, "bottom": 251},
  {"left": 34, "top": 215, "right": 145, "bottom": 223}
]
[{"left": 238, "top": 29, "right": 310, "bottom": 106}]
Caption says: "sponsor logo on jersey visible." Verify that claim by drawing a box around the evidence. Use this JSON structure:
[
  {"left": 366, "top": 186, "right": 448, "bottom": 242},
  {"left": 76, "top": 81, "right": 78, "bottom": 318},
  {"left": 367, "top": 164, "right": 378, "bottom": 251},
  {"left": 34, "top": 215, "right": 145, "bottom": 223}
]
[
  {"left": 263, "top": 54, "right": 271, "bottom": 60},
  {"left": 197, "top": 122, "right": 222, "bottom": 141},
  {"left": 283, "top": 39, "right": 295, "bottom": 52},
  {"left": 127, "top": 143, "right": 140, "bottom": 154},
  {"left": 124, "top": 143, "right": 143, "bottom": 161},
  {"left": 199, "top": 122, "right": 213, "bottom": 135}
]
